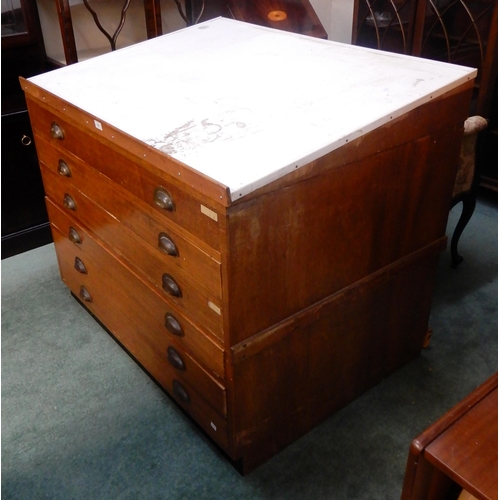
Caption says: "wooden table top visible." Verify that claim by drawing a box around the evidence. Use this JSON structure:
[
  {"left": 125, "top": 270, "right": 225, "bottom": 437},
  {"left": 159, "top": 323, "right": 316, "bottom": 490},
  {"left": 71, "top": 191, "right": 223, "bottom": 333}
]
[
  {"left": 425, "top": 378, "right": 498, "bottom": 500},
  {"left": 227, "top": 0, "right": 327, "bottom": 39}
]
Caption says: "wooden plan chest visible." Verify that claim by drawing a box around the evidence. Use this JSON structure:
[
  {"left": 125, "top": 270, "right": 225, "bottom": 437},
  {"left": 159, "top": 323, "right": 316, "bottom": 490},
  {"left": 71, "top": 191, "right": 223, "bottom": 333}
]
[{"left": 23, "top": 18, "right": 476, "bottom": 472}]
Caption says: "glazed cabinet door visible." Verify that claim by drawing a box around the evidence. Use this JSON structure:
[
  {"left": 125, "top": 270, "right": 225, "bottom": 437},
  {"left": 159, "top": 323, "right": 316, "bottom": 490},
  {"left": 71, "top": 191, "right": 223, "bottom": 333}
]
[{"left": 352, "top": 0, "right": 497, "bottom": 116}]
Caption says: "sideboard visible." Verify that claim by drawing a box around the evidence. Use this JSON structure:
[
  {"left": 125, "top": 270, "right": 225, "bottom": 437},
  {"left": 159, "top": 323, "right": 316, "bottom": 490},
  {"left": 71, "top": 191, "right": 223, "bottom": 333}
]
[{"left": 23, "top": 18, "right": 476, "bottom": 472}]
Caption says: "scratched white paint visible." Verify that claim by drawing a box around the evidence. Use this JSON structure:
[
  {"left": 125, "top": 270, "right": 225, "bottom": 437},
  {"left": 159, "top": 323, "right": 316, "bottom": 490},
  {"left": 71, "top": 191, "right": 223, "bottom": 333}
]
[{"left": 29, "top": 18, "right": 476, "bottom": 200}]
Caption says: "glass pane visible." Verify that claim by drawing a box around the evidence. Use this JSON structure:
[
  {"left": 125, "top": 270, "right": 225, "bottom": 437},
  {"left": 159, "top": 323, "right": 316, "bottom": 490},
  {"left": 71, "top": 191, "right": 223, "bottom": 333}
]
[
  {"left": 355, "top": 0, "right": 418, "bottom": 54},
  {"left": 1, "top": 0, "right": 27, "bottom": 36},
  {"left": 420, "top": 0, "right": 494, "bottom": 69}
]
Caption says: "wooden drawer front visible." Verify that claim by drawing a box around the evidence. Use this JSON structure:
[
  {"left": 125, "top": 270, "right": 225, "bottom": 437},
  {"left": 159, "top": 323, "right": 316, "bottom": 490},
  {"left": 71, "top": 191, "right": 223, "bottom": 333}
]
[
  {"left": 41, "top": 165, "right": 224, "bottom": 341},
  {"left": 51, "top": 223, "right": 227, "bottom": 420},
  {"left": 35, "top": 133, "right": 222, "bottom": 300},
  {"left": 54, "top": 236, "right": 229, "bottom": 454},
  {"left": 46, "top": 198, "right": 225, "bottom": 379},
  {"left": 30, "top": 101, "right": 222, "bottom": 250}
]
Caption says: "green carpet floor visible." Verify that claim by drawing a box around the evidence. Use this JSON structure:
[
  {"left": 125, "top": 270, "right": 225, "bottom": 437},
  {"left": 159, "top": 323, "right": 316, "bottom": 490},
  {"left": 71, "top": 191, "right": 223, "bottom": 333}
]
[{"left": 2, "top": 194, "right": 497, "bottom": 499}]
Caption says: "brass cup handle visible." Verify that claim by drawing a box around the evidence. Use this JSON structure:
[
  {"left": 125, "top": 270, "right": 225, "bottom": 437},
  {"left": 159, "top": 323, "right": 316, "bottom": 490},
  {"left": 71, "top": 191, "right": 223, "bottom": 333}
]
[
  {"left": 68, "top": 226, "right": 82, "bottom": 244},
  {"left": 158, "top": 232, "right": 179, "bottom": 257},
  {"left": 58, "top": 160, "right": 71, "bottom": 177},
  {"left": 63, "top": 194, "right": 76, "bottom": 211},
  {"left": 50, "top": 122, "right": 65, "bottom": 140},
  {"left": 162, "top": 273, "right": 182, "bottom": 298},
  {"left": 165, "top": 313, "right": 184, "bottom": 336},
  {"left": 74, "top": 257, "right": 87, "bottom": 274},
  {"left": 21, "top": 135, "right": 32, "bottom": 146},
  {"left": 79, "top": 286, "right": 92, "bottom": 303},
  {"left": 172, "top": 380, "right": 190, "bottom": 404},
  {"left": 167, "top": 346, "right": 186, "bottom": 371},
  {"left": 154, "top": 187, "right": 174, "bottom": 212}
]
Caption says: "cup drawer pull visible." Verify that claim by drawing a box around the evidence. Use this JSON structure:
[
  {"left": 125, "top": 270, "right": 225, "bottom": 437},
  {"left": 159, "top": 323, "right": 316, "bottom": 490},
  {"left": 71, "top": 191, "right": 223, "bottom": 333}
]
[
  {"left": 74, "top": 257, "right": 87, "bottom": 274},
  {"left": 79, "top": 285, "right": 92, "bottom": 303},
  {"left": 162, "top": 273, "right": 182, "bottom": 298},
  {"left": 58, "top": 160, "right": 71, "bottom": 177},
  {"left": 68, "top": 226, "right": 82, "bottom": 244},
  {"left": 154, "top": 187, "right": 175, "bottom": 212},
  {"left": 63, "top": 194, "right": 76, "bottom": 211},
  {"left": 158, "top": 232, "right": 179, "bottom": 257},
  {"left": 167, "top": 346, "right": 186, "bottom": 371},
  {"left": 50, "top": 122, "right": 65, "bottom": 140},
  {"left": 165, "top": 313, "right": 184, "bottom": 336},
  {"left": 172, "top": 380, "right": 190, "bottom": 404}
]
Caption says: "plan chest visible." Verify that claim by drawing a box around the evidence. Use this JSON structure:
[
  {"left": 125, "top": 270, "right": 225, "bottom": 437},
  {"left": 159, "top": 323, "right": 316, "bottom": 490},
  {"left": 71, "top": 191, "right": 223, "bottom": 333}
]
[{"left": 23, "top": 18, "right": 476, "bottom": 472}]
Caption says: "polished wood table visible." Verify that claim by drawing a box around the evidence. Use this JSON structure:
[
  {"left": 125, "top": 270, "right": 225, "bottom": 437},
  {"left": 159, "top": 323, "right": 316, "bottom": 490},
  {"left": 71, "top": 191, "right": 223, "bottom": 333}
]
[
  {"left": 402, "top": 373, "right": 498, "bottom": 500},
  {"left": 23, "top": 18, "right": 476, "bottom": 472},
  {"left": 225, "top": 0, "right": 327, "bottom": 38}
]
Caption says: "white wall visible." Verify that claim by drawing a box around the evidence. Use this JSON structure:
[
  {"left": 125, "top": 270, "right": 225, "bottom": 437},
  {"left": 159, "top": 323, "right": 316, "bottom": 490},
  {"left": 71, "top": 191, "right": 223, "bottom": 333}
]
[{"left": 310, "top": 0, "right": 355, "bottom": 43}]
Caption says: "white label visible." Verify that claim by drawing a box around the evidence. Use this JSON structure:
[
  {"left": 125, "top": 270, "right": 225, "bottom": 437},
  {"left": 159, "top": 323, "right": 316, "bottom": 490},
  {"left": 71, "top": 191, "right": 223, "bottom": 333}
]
[
  {"left": 208, "top": 301, "right": 221, "bottom": 315},
  {"left": 94, "top": 120, "right": 103, "bottom": 131},
  {"left": 210, "top": 422, "right": 217, "bottom": 431},
  {"left": 201, "top": 204, "right": 218, "bottom": 222}
]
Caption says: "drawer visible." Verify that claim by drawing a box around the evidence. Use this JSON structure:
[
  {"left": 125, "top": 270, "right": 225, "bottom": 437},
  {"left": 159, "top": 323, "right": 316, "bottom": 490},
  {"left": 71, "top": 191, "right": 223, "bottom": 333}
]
[
  {"left": 30, "top": 101, "right": 222, "bottom": 250},
  {"left": 47, "top": 198, "right": 225, "bottom": 379},
  {"left": 35, "top": 133, "right": 222, "bottom": 299},
  {"left": 51, "top": 223, "right": 228, "bottom": 420},
  {"left": 41, "top": 166, "right": 224, "bottom": 341}
]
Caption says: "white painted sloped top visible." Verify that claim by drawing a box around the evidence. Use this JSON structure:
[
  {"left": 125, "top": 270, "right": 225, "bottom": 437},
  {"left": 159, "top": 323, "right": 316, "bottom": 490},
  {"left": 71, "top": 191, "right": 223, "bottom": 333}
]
[{"left": 28, "top": 17, "right": 477, "bottom": 201}]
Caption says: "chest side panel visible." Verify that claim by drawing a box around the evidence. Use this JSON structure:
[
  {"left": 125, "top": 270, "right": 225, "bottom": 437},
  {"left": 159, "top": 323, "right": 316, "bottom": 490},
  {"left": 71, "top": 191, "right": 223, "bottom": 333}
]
[{"left": 224, "top": 122, "right": 464, "bottom": 344}]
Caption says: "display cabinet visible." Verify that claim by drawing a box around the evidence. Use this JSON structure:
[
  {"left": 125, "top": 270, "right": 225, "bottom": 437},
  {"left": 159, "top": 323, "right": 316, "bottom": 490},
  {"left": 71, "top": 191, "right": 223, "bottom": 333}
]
[
  {"left": 353, "top": 0, "right": 497, "bottom": 190},
  {"left": 48, "top": 0, "right": 326, "bottom": 65}
]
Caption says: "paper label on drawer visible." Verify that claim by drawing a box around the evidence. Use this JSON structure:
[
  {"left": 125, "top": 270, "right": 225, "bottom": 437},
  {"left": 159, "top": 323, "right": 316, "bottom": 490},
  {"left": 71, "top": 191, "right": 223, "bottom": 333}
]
[
  {"left": 201, "top": 204, "right": 218, "bottom": 222},
  {"left": 208, "top": 301, "right": 221, "bottom": 315}
]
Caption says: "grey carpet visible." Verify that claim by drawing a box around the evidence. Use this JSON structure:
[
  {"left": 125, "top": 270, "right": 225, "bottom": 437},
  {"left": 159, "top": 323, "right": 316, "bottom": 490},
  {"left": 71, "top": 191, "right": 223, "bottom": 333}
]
[{"left": 2, "top": 194, "right": 497, "bottom": 499}]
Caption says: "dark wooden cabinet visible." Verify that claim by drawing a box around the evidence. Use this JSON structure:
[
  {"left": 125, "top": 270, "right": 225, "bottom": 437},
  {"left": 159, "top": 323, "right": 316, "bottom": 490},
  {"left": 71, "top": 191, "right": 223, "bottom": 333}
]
[
  {"left": 476, "top": 79, "right": 497, "bottom": 191},
  {"left": 2, "top": 0, "right": 52, "bottom": 258},
  {"left": 2, "top": 0, "right": 47, "bottom": 113},
  {"left": 1, "top": 111, "right": 51, "bottom": 259}
]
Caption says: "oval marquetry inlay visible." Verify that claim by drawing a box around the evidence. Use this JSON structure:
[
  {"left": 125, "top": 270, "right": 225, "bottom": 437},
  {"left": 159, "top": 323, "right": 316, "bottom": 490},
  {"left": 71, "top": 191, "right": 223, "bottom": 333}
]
[{"left": 268, "top": 10, "right": 287, "bottom": 21}]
